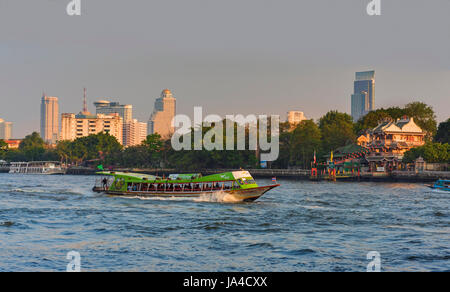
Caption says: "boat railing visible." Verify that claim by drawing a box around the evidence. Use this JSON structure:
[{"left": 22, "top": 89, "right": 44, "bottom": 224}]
[
  {"left": 124, "top": 181, "right": 237, "bottom": 193},
  {"left": 94, "top": 177, "right": 114, "bottom": 190}
]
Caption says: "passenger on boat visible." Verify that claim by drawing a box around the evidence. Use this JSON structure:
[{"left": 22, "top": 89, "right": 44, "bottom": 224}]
[{"left": 102, "top": 178, "right": 108, "bottom": 189}]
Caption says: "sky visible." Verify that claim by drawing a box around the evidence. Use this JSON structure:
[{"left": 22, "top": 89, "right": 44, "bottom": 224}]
[{"left": 0, "top": 0, "right": 449, "bottom": 138}]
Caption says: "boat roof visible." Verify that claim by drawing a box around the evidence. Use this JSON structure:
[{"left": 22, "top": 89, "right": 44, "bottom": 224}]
[
  {"left": 98, "top": 170, "right": 254, "bottom": 183},
  {"left": 10, "top": 161, "right": 62, "bottom": 164},
  {"left": 98, "top": 172, "right": 161, "bottom": 181}
]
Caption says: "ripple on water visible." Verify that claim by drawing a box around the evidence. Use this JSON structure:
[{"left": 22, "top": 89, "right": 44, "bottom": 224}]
[{"left": 0, "top": 174, "right": 449, "bottom": 271}]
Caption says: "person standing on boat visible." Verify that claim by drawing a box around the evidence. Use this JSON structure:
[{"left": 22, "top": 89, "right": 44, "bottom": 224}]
[{"left": 102, "top": 178, "right": 108, "bottom": 190}]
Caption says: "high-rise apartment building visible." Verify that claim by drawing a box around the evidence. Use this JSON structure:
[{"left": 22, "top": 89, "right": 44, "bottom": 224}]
[
  {"left": 351, "top": 70, "right": 375, "bottom": 122},
  {"left": 123, "top": 119, "right": 148, "bottom": 147},
  {"left": 148, "top": 89, "right": 176, "bottom": 139},
  {"left": 60, "top": 113, "right": 123, "bottom": 144},
  {"left": 0, "top": 119, "right": 13, "bottom": 140},
  {"left": 94, "top": 100, "right": 133, "bottom": 143},
  {"left": 40, "top": 95, "right": 59, "bottom": 144}
]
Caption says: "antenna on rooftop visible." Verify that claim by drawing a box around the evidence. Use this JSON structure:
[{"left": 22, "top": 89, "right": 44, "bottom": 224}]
[{"left": 83, "top": 87, "right": 87, "bottom": 113}]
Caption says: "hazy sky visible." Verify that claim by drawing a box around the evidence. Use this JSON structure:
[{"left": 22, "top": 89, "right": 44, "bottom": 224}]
[{"left": 1, "top": 0, "right": 449, "bottom": 138}]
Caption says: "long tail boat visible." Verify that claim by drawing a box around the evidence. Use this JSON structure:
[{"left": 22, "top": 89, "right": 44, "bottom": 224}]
[
  {"left": 426, "top": 179, "right": 450, "bottom": 192},
  {"left": 93, "top": 170, "right": 280, "bottom": 202}
]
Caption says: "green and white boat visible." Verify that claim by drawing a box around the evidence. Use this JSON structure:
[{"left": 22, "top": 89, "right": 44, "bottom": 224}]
[{"left": 93, "top": 170, "right": 279, "bottom": 202}]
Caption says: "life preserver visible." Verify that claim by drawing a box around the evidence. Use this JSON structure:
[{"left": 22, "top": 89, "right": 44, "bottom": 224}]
[{"left": 114, "top": 179, "right": 124, "bottom": 190}]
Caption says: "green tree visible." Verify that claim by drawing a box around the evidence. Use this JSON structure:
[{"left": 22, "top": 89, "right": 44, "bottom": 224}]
[
  {"left": 384, "top": 106, "right": 406, "bottom": 120},
  {"left": 119, "top": 145, "right": 151, "bottom": 168},
  {"left": 355, "top": 110, "right": 392, "bottom": 133},
  {"left": 55, "top": 133, "right": 122, "bottom": 165},
  {"left": 319, "top": 111, "right": 355, "bottom": 154},
  {"left": 289, "top": 120, "right": 322, "bottom": 168},
  {"left": 19, "top": 132, "right": 46, "bottom": 161},
  {"left": 404, "top": 102, "right": 437, "bottom": 140},
  {"left": 19, "top": 132, "right": 45, "bottom": 150},
  {"left": 0, "top": 139, "right": 7, "bottom": 159},
  {"left": 403, "top": 142, "right": 450, "bottom": 163},
  {"left": 435, "top": 118, "right": 450, "bottom": 144},
  {"left": 143, "top": 134, "right": 164, "bottom": 168}
]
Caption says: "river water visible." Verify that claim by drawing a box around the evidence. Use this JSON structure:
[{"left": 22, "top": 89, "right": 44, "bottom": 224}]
[{"left": 0, "top": 173, "right": 448, "bottom": 272}]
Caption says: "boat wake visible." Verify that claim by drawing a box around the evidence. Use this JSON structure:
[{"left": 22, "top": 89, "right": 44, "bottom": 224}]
[
  {"left": 429, "top": 188, "right": 449, "bottom": 194},
  {"left": 194, "top": 191, "right": 242, "bottom": 203},
  {"left": 120, "top": 191, "right": 243, "bottom": 203},
  {"left": 9, "top": 187, "right": 84, "bottom": 196}
]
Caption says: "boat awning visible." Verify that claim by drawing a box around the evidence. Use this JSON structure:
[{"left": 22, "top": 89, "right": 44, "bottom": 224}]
[{"left": 97, "top": 171, "right": 160, "bottom": 181}]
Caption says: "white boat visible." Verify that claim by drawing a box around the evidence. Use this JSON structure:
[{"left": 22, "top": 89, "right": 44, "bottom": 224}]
[{"left": 9, "top": 161, "right": 67, "bottom": 175}]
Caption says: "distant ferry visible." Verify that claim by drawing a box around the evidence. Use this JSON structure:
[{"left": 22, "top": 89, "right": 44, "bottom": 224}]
[
  {"left": 93, "top": 170, "right": 280, "bottom": 202},
  {"left": 427, "top": 179, "right": 450, "bottom": 192},
  {"left": 9, "top": 161, "right": 67, "bottom": 175}
]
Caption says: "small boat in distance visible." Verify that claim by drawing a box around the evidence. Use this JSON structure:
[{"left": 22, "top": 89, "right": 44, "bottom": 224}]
[
  {"left": 93, "top": 170, "right": 280, "bottom": 202},
  {"left": 9, "top": 161, "right": 67, "bottom": 175},
  {"left": 426, "top": 179, "right": 450, "bottom": 192}
]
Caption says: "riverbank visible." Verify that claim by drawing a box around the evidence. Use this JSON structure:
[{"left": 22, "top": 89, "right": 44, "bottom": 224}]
[
  {"left": 65, "top": 166, "right": 450, "bottom": 182},
  {"left": 2, "top": 165, "right": 448, "bottom": 182}
]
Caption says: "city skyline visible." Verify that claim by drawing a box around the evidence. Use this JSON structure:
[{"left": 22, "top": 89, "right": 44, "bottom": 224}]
[{"left": 1, "top": 0, "right": 449, "bottom": 138}]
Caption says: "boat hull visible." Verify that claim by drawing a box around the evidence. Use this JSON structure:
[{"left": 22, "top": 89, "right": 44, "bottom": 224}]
[{"left": 93, "top": 184, "right": 280, "bottom": 202}]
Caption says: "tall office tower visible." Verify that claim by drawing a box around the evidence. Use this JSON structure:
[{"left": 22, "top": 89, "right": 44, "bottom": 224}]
[
  {"left": 40, "top": 95, "right": 59, "bottom": 144},
  {"left": 351, "top": 70, "right": 375, "bottom": 122},
  {"left": 94, "top": 100, "right": 133, "bottom": 122},
  {"left": 148, "top": 89, "right": 176, "bottom": 139},
  {"left": 123, "top": 119, "right": 148, "bottom": 147},
  {"left": 0, "top": 119, "right": 13, "bottom": 140}
]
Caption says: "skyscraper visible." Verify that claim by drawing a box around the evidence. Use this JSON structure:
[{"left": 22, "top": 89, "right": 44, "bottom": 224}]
[
  {"left": 124, "top": 119, "right": 148, "bottom": 147},
  {"left": 0, "top": 119, "right": 13, "bottom": 140},
  {"left": 94, "top": 100, "right": 133, "bottom": 144},
  {"left": 148, "top": 89, "right": 176, "bottom": 139},
  {"left": 40, "top": 95, "right": 59, "bottom": 144},
  {"left": 94, "top": 100, "right": 133, "bottom": 122},
  {"left": 351, "top": 70, "right": 375, "bottom": 122}
]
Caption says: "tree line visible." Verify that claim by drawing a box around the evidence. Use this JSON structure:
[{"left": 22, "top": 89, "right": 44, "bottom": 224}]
[{"left": 1, "top": 101, "right": 449, "bottom": 168}]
